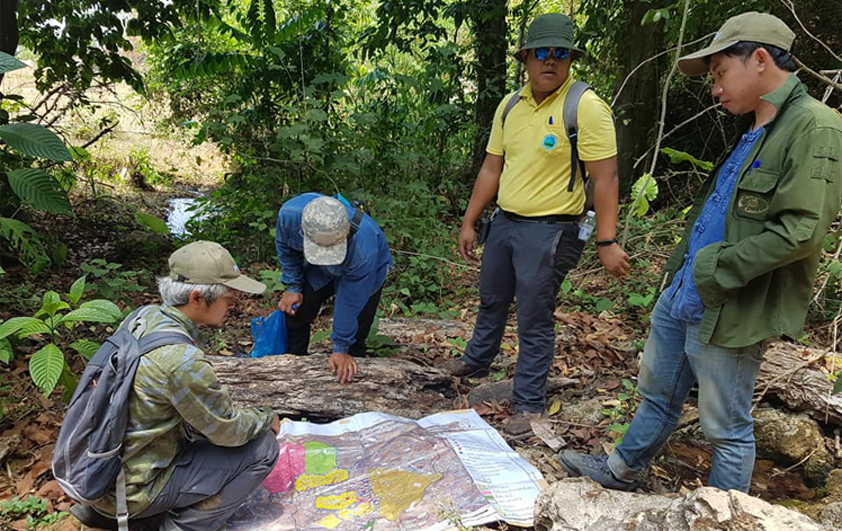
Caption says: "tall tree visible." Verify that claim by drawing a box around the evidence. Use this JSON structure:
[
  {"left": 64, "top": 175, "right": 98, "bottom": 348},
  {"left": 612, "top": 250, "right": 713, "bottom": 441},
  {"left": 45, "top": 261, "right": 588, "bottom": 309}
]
[
  {"left": 612, "top": 1, "right": 669, "bottom": 189},
  {"left": 467, "top": 0, "right": 508, "bottom": 175}
]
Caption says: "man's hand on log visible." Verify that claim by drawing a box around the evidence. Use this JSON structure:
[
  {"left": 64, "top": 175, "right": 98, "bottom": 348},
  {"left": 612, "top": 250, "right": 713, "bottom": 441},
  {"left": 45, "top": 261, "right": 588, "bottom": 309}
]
[{"left": 329, "top": 353, "right": 357, "bottom": 384}]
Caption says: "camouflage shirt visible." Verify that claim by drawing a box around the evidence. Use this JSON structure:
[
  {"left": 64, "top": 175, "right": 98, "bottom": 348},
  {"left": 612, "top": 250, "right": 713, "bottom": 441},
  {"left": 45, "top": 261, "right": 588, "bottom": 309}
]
[{"left": 95, "top": 305, "right": 274, "bottom": 516}]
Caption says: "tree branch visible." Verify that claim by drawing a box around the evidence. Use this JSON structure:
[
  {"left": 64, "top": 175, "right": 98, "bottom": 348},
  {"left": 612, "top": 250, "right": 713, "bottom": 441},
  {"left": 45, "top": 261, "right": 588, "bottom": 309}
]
[{"left": 621, "top": 0, "right": 691, "bottom": 246}]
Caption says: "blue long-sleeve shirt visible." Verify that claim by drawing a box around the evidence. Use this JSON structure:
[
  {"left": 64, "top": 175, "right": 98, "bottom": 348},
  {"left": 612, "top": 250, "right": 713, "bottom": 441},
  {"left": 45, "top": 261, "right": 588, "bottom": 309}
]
[
  {"left": 275, "top": 193, "right": 393, "bottom": 353},
  {"left": 666, "top": 127, "right": 764, "bottom": 322}
]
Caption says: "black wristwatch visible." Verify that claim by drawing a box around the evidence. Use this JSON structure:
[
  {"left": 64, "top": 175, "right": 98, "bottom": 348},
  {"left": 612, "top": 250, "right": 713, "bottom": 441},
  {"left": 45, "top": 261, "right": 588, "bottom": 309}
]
[{"left": 595, "top": 238, "right": 618, "bottom": 247}]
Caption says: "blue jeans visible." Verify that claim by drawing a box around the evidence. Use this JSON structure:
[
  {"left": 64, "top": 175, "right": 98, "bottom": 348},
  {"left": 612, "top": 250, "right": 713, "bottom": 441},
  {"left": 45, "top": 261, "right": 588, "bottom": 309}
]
[{"left": 607, "top": 291, "right": 765, "bottom": 492}]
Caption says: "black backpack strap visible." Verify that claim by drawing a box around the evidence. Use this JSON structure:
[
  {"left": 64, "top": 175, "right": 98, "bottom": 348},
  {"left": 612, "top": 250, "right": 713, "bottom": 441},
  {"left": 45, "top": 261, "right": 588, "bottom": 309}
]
[
  {"left": 501, "top": 88, "right": 524, "bottom": 129},
  {"left": 563, "top": 81, "right": 592, "bottom": 194},
  {"left": 138, "top": 332, "right": 194, "bottom": 355},
  {"left": 348, "top": 208, "right": 364, "bottom": 239}
]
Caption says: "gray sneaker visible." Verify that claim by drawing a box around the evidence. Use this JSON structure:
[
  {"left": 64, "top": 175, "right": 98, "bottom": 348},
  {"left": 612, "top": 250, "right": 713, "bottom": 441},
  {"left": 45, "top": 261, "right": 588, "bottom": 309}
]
[
  {"left": 557, "top": 450, "right": 640, "bottom": 491},
  {"left": 436, "top": 358, "right": 488, "bottom": 378}
]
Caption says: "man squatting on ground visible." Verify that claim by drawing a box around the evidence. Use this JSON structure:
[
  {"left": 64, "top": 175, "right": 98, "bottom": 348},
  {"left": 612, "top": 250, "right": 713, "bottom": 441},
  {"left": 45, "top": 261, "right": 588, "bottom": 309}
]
[
  {"left": 559, "top": 12, "right": 842, "bottom": 493},
  {"left": 73, "top": 241, "right": 281, "bottom": 531}
]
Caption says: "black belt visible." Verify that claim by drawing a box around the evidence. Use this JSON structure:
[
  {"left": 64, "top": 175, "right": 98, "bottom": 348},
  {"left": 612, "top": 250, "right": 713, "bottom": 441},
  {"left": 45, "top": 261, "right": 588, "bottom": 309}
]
[{"left": 501, "top": 210, "right": 578, "bottom": 223}]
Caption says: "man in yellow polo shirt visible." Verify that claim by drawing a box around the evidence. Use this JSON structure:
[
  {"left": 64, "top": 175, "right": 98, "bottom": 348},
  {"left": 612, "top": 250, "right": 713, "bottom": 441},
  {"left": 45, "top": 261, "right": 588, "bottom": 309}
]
[{"left": 442, "top": 13, "right": 629, "bottom": 436}]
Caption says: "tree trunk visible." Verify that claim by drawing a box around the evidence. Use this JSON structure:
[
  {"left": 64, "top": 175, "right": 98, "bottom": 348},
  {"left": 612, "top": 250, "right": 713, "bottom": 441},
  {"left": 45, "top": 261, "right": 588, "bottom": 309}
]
[
  {"left": 469, "top": 0, "right": 508, "bottom": 178},
  {"left": 755, "top": 342, "right": 842, "bottom": 427},
  {"left": 612, "top": 1, "right": 666, "bottom": 195},
  {"left": 211, "top": 355, "right": 456, "bottom": 422},
  {"left": 0, "top": 0, "right": 19, "bottom": 87}
]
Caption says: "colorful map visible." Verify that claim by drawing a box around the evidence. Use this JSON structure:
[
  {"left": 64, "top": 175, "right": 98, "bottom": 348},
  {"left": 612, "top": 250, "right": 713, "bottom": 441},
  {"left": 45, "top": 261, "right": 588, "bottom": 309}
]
[{"left": 228, "top": 410, "right": 545, "bottom": 531}]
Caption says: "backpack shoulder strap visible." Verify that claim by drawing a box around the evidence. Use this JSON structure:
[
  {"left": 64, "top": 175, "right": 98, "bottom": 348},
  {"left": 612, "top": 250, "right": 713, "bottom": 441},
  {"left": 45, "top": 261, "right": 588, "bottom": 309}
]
[
  {"left": 501, "top": 87, "right": 524, "bottom": 129},
  {"left": 348, "top": 208, "right": 364, "bottom": 239},
  {"left": 138, "top": 331, "right": 195, "bottom": 355},
  {"left": 563, "top": 81, "right": 592, "bottom": 194}
]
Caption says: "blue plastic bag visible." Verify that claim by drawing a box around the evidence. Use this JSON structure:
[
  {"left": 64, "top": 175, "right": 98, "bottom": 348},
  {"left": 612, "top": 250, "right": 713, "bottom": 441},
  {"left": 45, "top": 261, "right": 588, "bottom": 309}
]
[{"left": 250, "top": 310, "right": 288, "bottom": 358}]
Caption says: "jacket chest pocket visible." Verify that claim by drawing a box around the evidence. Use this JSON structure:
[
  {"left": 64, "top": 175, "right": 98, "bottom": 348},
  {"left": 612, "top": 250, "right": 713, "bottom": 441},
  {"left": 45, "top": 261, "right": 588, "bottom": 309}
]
[{"left": 733, "top": 168, "right": 778, "bottom": 221}]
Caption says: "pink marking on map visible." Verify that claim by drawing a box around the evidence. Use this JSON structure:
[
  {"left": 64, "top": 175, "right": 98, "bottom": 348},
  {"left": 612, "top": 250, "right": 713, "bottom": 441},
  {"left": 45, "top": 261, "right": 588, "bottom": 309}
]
[{"left": 262, "top": 442, "right": 306, "bottom": 493}]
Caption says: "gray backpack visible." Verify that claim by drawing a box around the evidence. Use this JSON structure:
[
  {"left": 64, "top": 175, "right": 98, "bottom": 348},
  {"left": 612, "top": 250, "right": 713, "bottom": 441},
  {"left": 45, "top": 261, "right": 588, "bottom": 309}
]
[
  {"left": 501, "top": 80, "right": 596, "bottom": 211},
  {"left": 52, "top": 307, "right": 193, "bottom": 531}
]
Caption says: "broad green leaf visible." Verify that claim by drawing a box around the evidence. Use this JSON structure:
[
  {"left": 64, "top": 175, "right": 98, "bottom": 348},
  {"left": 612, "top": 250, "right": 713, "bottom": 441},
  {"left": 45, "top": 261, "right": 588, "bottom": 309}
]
[
  {"left": 834, "top": 376, "right": 842, "bottom": 395},
  {"left": 58, "top": 364, "right": 79, "bottom": 402},
  {"left": 0, "top": 338, "right": 12, "bottom": 363},
  {"left": 68, "top": 276, "right": 86, "bottom": 305},
  {"left": 0, "top": 217, "right": 51, "bottom": 273},
  {"left": 69, "top": 339, "right": 100, "bottom": 360},
  {"left": 548, "top": 400, "right": 562, "bottom": 416},
  {"left": 7, "top": 168, "right": 72, "bottom": 214},
  {"left": 0, "top": 51, "right": 27, "bottom": 74},
  {"left": 0, "top": 317, "right": 49, "bottom": 340},
  {"left": 0, "top": 123, "right": 72, "bottom": 161},
  {"left": 630, "top": 174, "right": 658, "bottom": 217},
  {"left": 311, "top": 330, "right": 331, "bottom": 344},
  {"left": 595, "top": 297, "right": 616, "bottom": 313},
  {"left": 38, "top": 290, "right": 71, "bottom": 318},
  {"left": 80, "top": 300, "right": 123, "bottom": 321},
  {"left": 16, "top": 318, "right": 53, "bottom": 338},
  {"left": 660, "top": 147, "right": 714, "bottom": 171},
  {"left": 62, "top": 307, "right": 118, "bottom": 324},
  {"left": 30, "top": 344, "right": 64, "bottom": 395},
  {"left": 135, "top": 212, "right": 170, "bottom": 234}
]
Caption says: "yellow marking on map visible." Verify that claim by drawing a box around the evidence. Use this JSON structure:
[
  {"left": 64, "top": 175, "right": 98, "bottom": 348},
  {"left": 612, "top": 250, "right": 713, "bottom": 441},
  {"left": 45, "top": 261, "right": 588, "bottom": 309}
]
[
  {"left": 316, "top": 514, "right": 342, "bottom": 529},
  {"left": 368, "top": 468, "right": 442, "bottom": 521},
  {"left": 295, "top": 469, "right": 350, "bottom": 492},
  {"left": 338, "top": 502, "right": 375, "bottom": 520},
  {"left": 315, "top": 491, "right": 358, "bottom": 510}
]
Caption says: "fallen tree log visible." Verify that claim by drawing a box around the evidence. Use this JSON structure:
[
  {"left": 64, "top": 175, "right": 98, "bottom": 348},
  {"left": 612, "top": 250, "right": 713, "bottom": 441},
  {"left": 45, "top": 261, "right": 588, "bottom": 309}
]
[
  {"left": 210, "top": 354, "right": 456, "bottom": 422},
  {"left": 755, "top": 342, "right": 842, "bottom": 427}
]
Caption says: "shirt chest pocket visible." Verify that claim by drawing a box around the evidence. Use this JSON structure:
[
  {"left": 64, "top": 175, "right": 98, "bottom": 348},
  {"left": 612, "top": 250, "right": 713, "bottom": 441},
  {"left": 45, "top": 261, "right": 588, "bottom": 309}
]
[
  {"left": 536, "top": 123, "right": 572, "bottom": 158},
  {"left": 733, "top": 168, "right": 779, "bottom": 221}
]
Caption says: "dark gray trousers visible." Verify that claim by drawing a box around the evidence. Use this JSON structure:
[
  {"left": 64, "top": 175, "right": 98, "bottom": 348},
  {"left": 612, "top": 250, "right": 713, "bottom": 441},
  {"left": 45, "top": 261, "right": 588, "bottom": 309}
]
[
  {"left": 135, "top": 431, "right": 279, "bottom": 531},
  {"left": 463, "top": 213, "right": 584, "bottom": 412}
]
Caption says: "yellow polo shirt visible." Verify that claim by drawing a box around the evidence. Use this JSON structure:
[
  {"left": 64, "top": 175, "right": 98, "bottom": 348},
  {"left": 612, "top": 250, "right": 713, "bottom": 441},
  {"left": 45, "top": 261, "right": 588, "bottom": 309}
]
[{"left": 486, "top": 76, "right": 617, "bottom": 216}]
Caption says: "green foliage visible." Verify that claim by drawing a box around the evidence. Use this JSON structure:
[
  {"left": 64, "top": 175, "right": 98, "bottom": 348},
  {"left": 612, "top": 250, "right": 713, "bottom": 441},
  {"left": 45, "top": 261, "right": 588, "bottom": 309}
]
[
  {"left": 630, "top": 174, "right": 659, "bottom": 218},
  {"left": 0, "top": 495, "right": 67, "bottom": 529},
  {"left": 0, "top": 123, "right": 73, "bottom": 161},
  {"left": 660, "top": 147, "right": 714, "bottom": 172},
  {"left": 0, "top": 218, "right": 51, "bottom": 274},
  {"left": 602, "top": 378, "right": 640, "bottom": 445},
  {"left": 7, "top": 168, "right": 73, "bottom": 214},
  {"left": 0, "top": 277, "right": 121, "bottom": 398},
  {"left": 79, "top": 259, "right": 149, "bottom": 306},
  {"left": 135, "top": 211, "right": 171, "bottom": 235}
]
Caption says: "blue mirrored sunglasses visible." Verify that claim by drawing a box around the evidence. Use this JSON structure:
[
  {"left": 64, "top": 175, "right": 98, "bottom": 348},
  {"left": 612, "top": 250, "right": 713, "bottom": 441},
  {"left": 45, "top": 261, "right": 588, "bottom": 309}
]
[{"left": 533, "top": 47, "right": 570, "bottom": 61}]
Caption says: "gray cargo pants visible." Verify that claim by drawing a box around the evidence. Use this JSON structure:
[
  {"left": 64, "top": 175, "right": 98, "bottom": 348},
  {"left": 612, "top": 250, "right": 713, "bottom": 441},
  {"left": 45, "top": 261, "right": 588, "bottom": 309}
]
[
  {"left": 134, "top": 431, "right": 279, "bottom": 531},
  {"left": 462, "top": 213, "right": 584, "bottom": 412}
]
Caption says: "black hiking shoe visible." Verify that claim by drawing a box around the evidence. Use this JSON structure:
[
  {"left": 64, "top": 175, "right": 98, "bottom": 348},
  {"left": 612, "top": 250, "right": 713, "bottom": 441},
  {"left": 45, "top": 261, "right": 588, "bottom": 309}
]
[{"left": 557, "top": 450, "right": 640, "bottom": 491}]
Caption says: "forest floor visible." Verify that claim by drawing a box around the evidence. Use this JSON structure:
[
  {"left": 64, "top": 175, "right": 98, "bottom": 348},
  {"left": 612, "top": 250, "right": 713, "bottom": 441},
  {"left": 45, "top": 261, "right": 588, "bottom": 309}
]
[{"left": 0, "top": 179, "right": 833, "bottom": 531}]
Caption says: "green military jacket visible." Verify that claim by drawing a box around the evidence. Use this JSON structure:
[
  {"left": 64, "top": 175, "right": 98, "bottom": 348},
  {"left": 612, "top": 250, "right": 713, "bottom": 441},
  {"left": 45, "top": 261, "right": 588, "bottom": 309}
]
[
  {"left": 661, "top": 75, "right": 842, "bottom": 348},
  {"left": 95, "top": 305, "right": 275, "bottom": 516}
]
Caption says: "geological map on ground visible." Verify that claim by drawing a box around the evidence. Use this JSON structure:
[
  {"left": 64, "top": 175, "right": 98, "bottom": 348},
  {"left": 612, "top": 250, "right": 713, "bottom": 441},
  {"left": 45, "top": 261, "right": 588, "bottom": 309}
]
[{"left": 229, "top": 410, "right": 546, "bottom": 531}]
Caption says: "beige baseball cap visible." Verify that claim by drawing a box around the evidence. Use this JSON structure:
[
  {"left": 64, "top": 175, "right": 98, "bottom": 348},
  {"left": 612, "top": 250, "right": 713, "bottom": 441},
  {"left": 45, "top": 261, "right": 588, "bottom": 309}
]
[
  {"left": 678, "top": 12, "right": 795, "bottom": 76},
  {"left": 168, "top": 241, "right": 266, "bottom": 294},
  {"left": 302, "top": 196, "right": 350, "bottom": 266}
]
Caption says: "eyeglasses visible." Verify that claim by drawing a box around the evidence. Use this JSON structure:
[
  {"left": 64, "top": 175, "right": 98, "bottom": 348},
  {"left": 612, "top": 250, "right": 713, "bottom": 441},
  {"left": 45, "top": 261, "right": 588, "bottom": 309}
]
[{"left": 533, "top": 47, "right": 570, "bottom": 61}]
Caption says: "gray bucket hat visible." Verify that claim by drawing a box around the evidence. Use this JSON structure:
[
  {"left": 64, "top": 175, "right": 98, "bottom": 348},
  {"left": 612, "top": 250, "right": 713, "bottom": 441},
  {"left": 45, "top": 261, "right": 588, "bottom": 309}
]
[
  {"left": 678, "top": 12, "right": 795, "bottom": 76},
  {"left": 302, "top": 196, "right": 350, "bottom": 266},
  {"left": 514, "top": 13, "right": 584, "bottom": 62}
]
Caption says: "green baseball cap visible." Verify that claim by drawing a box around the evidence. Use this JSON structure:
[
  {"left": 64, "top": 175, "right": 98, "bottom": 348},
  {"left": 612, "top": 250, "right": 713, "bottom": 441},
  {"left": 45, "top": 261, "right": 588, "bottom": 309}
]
[
  {"left": 678, "top": 12, "right": 795, "bottom": 76},
  {"left": 514, "top": 13, "right": 584, "bottom": 62},
  {"left": 169, "top": 241, "right": 266, "bottom": 294}
]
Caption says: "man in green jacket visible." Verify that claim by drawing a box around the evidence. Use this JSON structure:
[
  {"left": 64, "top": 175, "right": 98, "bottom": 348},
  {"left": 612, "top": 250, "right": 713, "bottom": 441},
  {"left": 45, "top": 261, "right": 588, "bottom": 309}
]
[
  {"left": 74, "top": 241, "right": 281, "bottom": 531},
  {"left": 558, "top": 12, "right": 842, "bottom": 493}
]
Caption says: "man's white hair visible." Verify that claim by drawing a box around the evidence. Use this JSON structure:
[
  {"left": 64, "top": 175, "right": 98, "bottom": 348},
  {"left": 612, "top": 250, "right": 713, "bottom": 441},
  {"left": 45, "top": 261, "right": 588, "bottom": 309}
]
[{"left": 157, "top": 277, "right": 228, "bottom": 306}]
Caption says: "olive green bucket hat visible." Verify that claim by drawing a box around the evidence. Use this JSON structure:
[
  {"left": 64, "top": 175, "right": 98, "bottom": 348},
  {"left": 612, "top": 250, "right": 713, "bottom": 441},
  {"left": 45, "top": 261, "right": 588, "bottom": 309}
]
[
  {"left": 678, "top": 12, "right": 795, "bottom": 76},
  {"left": 514, "top": 13, "right": 584, "bottom": 62}
]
